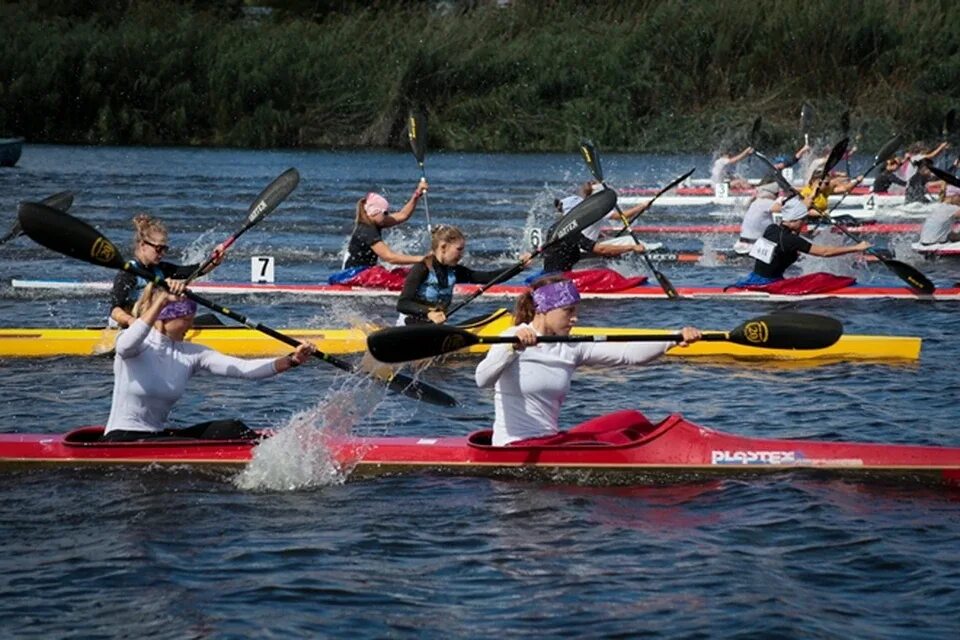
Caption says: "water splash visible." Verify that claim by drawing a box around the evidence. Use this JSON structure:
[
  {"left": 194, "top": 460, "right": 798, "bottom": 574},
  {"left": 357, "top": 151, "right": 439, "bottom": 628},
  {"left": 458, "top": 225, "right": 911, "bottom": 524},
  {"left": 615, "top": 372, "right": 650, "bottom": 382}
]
[{"left": 233, "top": 378, "right": 399, "bottom": 491}]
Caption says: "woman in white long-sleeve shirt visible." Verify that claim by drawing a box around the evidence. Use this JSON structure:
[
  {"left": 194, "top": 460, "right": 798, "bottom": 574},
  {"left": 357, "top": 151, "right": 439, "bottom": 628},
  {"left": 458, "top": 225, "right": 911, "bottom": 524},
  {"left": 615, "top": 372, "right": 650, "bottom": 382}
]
[
  {"left": 103, "top": 286, "right": 315, "bottom": 441},
  {"left": 475, "top": 275, "right": 701, "bottom": 446}
]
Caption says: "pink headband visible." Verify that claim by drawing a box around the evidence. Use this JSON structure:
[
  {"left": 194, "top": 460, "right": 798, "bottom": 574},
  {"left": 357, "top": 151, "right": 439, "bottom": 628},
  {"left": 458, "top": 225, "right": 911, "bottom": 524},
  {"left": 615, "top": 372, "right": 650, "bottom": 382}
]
[
  {"left": 158, "top": 299, "right": 197, "bottom": 321},
  {"left": 532, "top": 280, "right": 580, "bottom": 313},
  {"left": 364, "top": 193, "right": 389, "bottom": 217}
]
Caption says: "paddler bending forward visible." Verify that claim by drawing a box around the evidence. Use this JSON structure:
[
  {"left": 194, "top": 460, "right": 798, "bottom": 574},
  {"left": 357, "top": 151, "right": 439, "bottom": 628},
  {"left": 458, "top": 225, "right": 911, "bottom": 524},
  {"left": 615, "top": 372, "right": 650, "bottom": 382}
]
[
  {"left": 475, "top": 276, "right": 701, "bottom": 446},
  {"left": 731, "top": 198, "right": 870, "bottom": 289},
  {"left": 102, "top": 285, "right": 316, "bottom": 442}
]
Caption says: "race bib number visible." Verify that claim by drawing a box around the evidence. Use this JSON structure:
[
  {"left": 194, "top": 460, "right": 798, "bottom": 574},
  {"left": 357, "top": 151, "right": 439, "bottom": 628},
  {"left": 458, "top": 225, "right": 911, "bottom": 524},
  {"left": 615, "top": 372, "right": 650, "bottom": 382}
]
[
  {"left": 748, "top": 237, "right": 776, "bottom": 264},
  {"left": 714, "top": 182, "right": 729, "bottom": 199},
  {"left": 862, "top": 195, "right": 876, "bottom": 211},
  {"left": 782, "top": 167, "right": 794, "bottom": 182}
]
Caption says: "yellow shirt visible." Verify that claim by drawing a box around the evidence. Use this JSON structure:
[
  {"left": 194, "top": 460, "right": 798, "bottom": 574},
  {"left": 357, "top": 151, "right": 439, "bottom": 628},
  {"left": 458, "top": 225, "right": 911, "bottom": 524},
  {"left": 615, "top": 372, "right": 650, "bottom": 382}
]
[{"left": 799, "top": 184, "right": 832, "bottom": 213}]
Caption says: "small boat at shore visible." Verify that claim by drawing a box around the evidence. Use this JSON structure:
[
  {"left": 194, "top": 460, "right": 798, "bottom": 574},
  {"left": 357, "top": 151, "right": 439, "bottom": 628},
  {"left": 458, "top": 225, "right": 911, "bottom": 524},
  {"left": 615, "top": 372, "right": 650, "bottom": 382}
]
[
  {"left": 0, "top": 137, "right": 24, "bottom": 167},
  {"left": 2, "top": 411, "right": 957, "bottom": 488}
]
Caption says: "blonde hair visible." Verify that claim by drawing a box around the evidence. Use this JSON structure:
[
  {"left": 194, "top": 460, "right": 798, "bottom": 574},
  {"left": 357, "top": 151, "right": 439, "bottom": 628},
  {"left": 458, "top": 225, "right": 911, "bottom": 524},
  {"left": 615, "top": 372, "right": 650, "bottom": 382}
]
[
  {"left": 513, "top": 274, "right": 569, "bottom": 325},
  {"left": 133, "top": 213, "right": 167, "bottom": 245},
  {"left": 430, "top": 225, "right": 465, "bottom": 251},
  {"left": 131, "top": 282, "right": 158, "bottom": 319}
]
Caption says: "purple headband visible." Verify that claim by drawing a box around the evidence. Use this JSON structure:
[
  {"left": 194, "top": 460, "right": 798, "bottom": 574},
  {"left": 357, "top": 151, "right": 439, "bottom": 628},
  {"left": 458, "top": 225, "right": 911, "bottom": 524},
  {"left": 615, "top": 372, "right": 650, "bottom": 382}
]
[
  {"left": 158, "top": 299, "right": 198, "bottom": 321},
  {"left": 532, "top": 280, "right": 581, "bottom": 313}
]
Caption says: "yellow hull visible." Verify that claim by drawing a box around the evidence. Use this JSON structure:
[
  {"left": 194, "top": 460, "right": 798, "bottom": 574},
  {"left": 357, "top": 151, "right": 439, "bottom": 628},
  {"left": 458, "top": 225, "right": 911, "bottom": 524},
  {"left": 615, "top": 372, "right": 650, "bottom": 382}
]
[{"left": 0, "top": 312, "right": 921, "bottom": 362}]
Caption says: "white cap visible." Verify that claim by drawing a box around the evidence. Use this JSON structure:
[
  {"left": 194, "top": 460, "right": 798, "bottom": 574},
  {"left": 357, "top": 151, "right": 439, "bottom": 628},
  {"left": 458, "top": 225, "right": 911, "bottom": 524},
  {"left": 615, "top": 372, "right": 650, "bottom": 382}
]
[{"left": 780, "top": 198, "right": 809, "bottom": 222}]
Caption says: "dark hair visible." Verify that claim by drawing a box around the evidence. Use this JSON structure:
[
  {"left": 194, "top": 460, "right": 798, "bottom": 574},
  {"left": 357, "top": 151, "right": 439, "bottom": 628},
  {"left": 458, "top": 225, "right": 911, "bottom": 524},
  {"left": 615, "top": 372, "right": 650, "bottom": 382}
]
[{"left": 513, "top": 274, "right": 569, "bottom": 325}]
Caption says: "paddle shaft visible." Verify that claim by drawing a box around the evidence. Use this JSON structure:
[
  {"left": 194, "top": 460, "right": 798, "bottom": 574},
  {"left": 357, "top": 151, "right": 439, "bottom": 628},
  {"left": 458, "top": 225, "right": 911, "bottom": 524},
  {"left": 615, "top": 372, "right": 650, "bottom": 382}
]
[
  {"left": 473, "top": 332, "right": 731, "bottom": 346},
  {"left": 614, "top": 169, "right": 695, "bottom": 236}
]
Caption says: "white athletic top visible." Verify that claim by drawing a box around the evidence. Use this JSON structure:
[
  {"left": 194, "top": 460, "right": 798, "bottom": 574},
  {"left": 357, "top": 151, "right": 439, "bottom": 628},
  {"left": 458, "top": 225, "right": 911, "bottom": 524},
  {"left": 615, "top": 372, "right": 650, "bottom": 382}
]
[
  {"left": 711, "top": 157, "right": 731, "bottom": 184},
  {"left": 919, "top": 203, "right": 960, "bottom": 244},
  {"left": 740, "top": 197, "right": 776, "bottom": 241},
  {"left": 475, "top": 323, "right": 671, "bottom": 446},
  {"left": 105, "top": 319, "right": 280, "bottom": 433}
]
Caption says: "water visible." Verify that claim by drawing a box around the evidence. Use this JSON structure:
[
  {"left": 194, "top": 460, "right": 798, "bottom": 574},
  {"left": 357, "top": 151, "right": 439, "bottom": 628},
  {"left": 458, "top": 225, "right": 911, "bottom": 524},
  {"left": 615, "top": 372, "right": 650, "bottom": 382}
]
[{"left": 1, "top": 145, "right": 959, "bottom": 638}]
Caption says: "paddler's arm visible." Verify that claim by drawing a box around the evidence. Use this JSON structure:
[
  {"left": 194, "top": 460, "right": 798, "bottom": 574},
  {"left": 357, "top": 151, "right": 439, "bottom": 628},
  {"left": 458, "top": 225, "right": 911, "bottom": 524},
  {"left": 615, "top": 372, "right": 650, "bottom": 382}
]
[
  {"left": 475, "top": 326, "right": 529, "bottom": 387},
  {"left": 371, "top": 240, "right": 426, "bottom": 266},
  {"left": 807, "top": 240, "right": 870, "bottom": 257},
  {"left": 381, "top": 179, "right": 428, "bottom": 227}
]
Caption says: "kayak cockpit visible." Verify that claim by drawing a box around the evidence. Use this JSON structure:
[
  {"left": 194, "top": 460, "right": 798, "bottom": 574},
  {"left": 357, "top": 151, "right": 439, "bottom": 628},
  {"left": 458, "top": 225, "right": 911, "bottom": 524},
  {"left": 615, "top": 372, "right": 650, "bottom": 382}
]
[
  {"left": 62, "top": 427, "right": 259, "bottom": 449},
  {"left": 465, "top": 411, "right": 676, "bottom": 449}
]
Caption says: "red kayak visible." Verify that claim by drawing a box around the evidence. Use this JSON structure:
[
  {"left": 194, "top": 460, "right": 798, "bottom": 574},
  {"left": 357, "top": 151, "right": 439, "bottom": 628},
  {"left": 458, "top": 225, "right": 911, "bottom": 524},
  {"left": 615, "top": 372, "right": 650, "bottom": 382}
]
[{"left": 2, "top": 411, "right": 958, "bottom": 487}]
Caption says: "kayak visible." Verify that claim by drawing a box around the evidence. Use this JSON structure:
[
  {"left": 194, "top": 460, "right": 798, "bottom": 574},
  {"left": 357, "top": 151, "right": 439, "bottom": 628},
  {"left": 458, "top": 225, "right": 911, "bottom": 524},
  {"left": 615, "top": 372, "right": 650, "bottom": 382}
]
[
  {"left": 605, "top": 223, "right": 922, "bottom": 236},
  {"left": 912, "top": 241, "right": 960, "bottom": 257},
  {"left": 13, "top": 278, "right": 960, "bottom": 301},
  {"left": 618, "top": 192, "right": 924, "bottom": 212},
  {"left": 2, "top": 411, "right": 958, "bottom": 488},
  {"left": 0, "top": 313, "right": 921, "bottom": 362}
]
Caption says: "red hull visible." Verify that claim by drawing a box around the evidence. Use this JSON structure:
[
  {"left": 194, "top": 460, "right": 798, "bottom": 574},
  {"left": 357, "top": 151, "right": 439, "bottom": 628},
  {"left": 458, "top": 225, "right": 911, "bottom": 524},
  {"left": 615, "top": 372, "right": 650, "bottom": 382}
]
[{"left": 2, "top": 414, "right": 959, "bottom": 487}]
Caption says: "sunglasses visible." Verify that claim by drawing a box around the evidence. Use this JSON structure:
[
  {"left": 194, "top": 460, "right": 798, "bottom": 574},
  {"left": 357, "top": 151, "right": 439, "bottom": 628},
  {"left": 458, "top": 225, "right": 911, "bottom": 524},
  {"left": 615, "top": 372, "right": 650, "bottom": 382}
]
[{"left": 143, "top": 239, "right": 169, "bottom": 253}]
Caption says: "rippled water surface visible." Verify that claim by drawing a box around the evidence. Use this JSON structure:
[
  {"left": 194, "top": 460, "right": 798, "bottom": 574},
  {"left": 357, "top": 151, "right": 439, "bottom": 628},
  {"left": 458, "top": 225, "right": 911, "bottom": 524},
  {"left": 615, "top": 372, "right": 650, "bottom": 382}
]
[{"left": 2, "top": 145, "right": 959, "bottom": 638}]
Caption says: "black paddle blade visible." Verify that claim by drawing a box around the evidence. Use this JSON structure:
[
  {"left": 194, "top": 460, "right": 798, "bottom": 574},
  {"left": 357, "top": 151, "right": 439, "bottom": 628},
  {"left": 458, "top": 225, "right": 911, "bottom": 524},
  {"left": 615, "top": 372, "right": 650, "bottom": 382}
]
[
  {"left": 823, "top": 138, "right": 850, "bottom": 174},
  {"left": 840, "top": 111, "right": 851, "bottom": 136},
  {"left": 873, "top": 134, "right": 903, "bottom": 167},
  {"left": 246, "top": 168, "right": 299, "bottom": 225},
  {"left": 753, "top": 151, "right": 798, "bottom": 195},
  {"left": 547, "top": 188, "right": 617, "bottom": 244},
  {"left": 385, "top": 371, "right": 459, "bottom": 407},
  {"left": 2, "top": 191, "right": 75, "bottom": 246},
  {"left": 728, "top": 312, "right": 843, "bottom": 350},
  {"left": 18, "top": 203, "right": 126, "bottom": 269},
  {"left": 367, "top": 324, "right": 479, "bottom": 363},
  {"left": 579, "top": 138, "right": 603, "bottom": 182},
  {"left": 407, "top": 111, "right": 427, "bottom": 164},
  {"left": 930, "top": 166, "right": 960, "bottom": 189},
  {"left": 748, "top": 116, "right": 762, "bottom": 144},
  {"left": 943, "top": 108, "right": 956, "bottom": 139},
  {"left": 874, "top": 256, "right": 936, "bottom": 294}
]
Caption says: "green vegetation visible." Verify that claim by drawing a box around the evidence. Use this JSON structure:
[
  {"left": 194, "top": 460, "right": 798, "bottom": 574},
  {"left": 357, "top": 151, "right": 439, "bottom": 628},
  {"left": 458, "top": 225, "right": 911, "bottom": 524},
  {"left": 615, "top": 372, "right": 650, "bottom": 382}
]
[{"left": 2, "top": 0, "right": 959, "bottom": 151}]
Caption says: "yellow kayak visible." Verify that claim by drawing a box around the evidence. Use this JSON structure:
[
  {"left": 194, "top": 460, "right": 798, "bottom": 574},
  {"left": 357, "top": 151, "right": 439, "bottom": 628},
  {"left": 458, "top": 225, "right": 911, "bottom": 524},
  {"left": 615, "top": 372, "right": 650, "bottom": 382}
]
[{"left": 0, "top": 310, "right": 920, "bottom": 362}]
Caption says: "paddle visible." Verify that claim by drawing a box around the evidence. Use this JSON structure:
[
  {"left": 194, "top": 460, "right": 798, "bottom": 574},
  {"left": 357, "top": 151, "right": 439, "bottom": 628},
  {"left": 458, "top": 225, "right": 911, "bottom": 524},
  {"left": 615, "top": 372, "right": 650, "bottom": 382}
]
[
  {"left": 185, "top": 168, "right": 299, "bottom": 283},
  {"left": 747, "top": 116, "right": 762, "bottom": 167},
  {"left": 366, "top": 312, "right": 844, "bottom": 363},
  {"left": 1, "top": 191, "right": 75, "bottom": 246},
  {"left": 407, "top": 110, "right": 432, "bottom": 233},
  {"left": 840, "top": 110, "right": 852, "bottom": 175},
  {"left": 754, "top": 137, "right": 847, "bottom": 204},
  {"left": 444, "top": 188, "right": 618, "bottom": 318},
  {"left": 613, "top": 168, "right": 695, "bottom": 236},
  {"left": 942, "top": 108, "right": 957, "bottom": 170},
  {"left": 17, "top": 202, "right": 458, "bottom": 407},
  {"left": 579, "top": 138, "right": 679, "bottom": 299},
  {"left": 801, "top": 103, "right": 815, "bottom": 146},
  {"left": 817, "top": 134, "right": 934, "bottom": 293},
  {"left": 930, "top": 165, "right": 960, "bottom": 189}
]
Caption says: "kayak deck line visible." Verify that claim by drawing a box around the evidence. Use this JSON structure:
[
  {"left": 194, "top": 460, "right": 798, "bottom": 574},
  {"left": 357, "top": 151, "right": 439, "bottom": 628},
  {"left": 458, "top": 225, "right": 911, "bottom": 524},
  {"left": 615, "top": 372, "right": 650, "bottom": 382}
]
[
  {"left": 11, "top": 279, "right": 960, "bottom": 301},
  {"left": 2, "top": 415, "right": 958, "bottom": 487}
]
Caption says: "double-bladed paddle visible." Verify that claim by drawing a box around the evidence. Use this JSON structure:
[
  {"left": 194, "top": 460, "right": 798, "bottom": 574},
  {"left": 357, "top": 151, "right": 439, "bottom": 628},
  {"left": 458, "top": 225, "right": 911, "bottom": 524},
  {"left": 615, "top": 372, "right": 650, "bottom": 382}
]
[
  {"left": 1, "top": 191, "right": 75, "bottom": 246},
  {"left": 613, "top": 169, "right": 695, "bottom": 237},
  {"left": 822, "top": 135, "right": 934, "bottom": 293},
  {"left": 747, "top": 116, "right": 762, "bottom": 166},
  {"left": 579, "top": 138, "right": 679, "bottom": 299},
  {"left": 185, "top": 168, "right": 300, "bottom": 283},
  {"left": 930, "top": 165, "right": 960, "bottom": 189},
  {"left": 444, "top": 188, "right": 618, "bottom": 318},
  {"left": 840, "top": 110, "right": 852, "bottom": 175},
  {"left": 407, "top": 110, "right": 432, "bottom": 234},
  {"left": 366, "top": 312, "right": 844, "bottom": 363},
  {"left": 754, "top": 135, "right": 933, "bottom": 293},
  {"left": 16, "top": 202, "right": 458, "bottom": 407}
]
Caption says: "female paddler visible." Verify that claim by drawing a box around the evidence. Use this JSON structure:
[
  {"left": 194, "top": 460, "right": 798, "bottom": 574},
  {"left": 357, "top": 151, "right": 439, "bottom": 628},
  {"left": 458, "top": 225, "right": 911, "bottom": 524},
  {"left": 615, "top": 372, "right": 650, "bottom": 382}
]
[
  {"left": 475, "top": 275, "right": 701, "bottom": 446},
  {"left": 340, "top": 180, "right": 429, "bottom": 270},
  {"left": 110, "top": 214, "right": 226, "bottom": 328},
  {"left": 102, "top": 285, "right": 315, "bottom": 442},
  {"left": 396, "top": 225, "right": 524, "bottom": 325}
]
